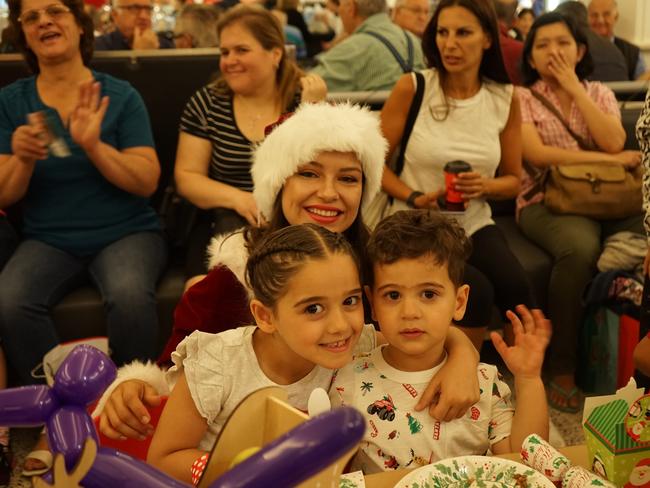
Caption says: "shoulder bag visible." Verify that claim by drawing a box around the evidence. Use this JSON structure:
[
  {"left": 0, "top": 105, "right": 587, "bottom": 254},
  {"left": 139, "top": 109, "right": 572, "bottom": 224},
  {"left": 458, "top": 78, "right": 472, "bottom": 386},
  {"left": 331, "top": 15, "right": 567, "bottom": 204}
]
[
  {"left": 364, "top": 71, "right": 425, "bottom": 229},
  {"left": 529, "top": 91, "right": 641, "bottom": 220}
]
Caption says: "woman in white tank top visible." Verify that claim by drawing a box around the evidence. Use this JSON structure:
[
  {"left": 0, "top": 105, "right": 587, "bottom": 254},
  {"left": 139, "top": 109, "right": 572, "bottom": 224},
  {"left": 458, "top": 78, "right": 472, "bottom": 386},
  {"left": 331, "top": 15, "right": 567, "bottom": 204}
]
[{"left": 379, "top": 0, "right": 536, "bottom": 351}]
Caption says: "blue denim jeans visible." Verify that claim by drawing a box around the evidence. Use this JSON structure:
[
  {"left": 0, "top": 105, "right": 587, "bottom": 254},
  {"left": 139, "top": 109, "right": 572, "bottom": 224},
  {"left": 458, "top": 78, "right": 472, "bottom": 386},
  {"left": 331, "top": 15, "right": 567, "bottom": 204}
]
[
  {"left": 0, "top": 231, "right": 168, "bottom": 385},
  {"left": 0, "top": 217, "right": 17, "bottom": 272}
]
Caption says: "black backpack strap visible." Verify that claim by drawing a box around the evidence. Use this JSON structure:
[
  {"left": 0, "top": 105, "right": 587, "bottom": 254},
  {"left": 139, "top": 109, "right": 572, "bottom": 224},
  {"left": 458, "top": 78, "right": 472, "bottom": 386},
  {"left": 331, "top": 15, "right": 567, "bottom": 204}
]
[
  {"left": 394, "top": 71, "right": 425, "bottom": 176},
  {"left": 403, "top": 31, "right": 414, "bottom": 72},
  {"left": 362, "top": 31, "right": 413, "bottom": 73}
]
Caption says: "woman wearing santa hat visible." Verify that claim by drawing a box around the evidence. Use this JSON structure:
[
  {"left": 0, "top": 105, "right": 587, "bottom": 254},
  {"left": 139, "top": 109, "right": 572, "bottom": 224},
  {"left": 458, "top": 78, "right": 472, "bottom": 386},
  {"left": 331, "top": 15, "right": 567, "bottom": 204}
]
[{"left": 94, "top": 102, "right": 493, "bottom": 442}]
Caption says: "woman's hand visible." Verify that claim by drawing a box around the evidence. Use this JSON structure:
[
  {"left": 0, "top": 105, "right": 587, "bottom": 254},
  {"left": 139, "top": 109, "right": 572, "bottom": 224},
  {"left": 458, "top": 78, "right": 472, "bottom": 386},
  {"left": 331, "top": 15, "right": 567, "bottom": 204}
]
[
  {"left": 454, "top": 172, "right": 492, "bottom": 200},
  {"left": 70, "top": 81, "right": 109, "bottom": 153},
  {"left": 299, "top": 74, "right": 328, "bottom": 104},
  {"left": 99, "top": 379, "right": 162, "bottom": 440},
  {"left": 491, "top": 305, "right": 551, "bottom": 380},
  {"left": 413, "top": 189, "right": 445, "bottom": 209},
  {"left": 11, "top": 124, "right": 48, "bottom": 163},
  {"left": 612, "top": 150, "right": 642, "bottom": 169},
  {"left": 233, "top": 190, "right": 265, "bottom": 227},
  {"left": 547, "top": 51, "right": 583, "bottom": 98}
]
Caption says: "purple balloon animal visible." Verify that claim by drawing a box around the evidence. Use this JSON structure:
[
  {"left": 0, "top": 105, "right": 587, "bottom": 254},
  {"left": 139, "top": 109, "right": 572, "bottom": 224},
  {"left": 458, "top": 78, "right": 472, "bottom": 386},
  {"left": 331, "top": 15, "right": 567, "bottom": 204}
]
[{"left": 0, "top": 345, "right": 364, "bottom": 487}]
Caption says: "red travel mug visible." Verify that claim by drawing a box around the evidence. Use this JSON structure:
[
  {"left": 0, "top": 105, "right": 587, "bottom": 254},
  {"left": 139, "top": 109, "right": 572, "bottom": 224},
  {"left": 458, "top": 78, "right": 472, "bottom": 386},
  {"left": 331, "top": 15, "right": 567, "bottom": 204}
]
[{"left": 444, "top": 160, "right": 472, "bottom": 211}]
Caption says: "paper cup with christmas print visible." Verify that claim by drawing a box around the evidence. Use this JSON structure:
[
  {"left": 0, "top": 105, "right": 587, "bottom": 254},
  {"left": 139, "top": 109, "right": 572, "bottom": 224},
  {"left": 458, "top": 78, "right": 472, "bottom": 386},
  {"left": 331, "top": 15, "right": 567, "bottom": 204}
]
[
  {"left": 521, "top": 434, "right": 571, "bottom": 485},
  {"left": 562, "top": 466, "right": 616, "bottom": 488}
]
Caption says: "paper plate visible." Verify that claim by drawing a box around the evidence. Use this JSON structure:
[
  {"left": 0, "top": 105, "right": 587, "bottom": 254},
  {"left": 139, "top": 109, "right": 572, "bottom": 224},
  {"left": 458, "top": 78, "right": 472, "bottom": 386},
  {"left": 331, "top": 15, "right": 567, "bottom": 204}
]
[{"left": 395, "top": 455, "right": 555, "bottom": 488}]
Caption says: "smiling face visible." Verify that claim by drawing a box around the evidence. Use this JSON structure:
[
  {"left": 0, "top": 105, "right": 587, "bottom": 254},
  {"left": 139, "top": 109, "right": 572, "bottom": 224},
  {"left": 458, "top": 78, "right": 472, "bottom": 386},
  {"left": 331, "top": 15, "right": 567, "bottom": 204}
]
[
  {"left": 19, "top": 0, "right": 81, "bottom": 65},
  {"left": 435, "top": 5, "right": 491, "bottom": 77},
  {"left": 218, "top": 21, "right": 282, "bottom": 96},
  {"left": 369, "top": 255, "right": 468, "bottom": 371},
  {"left": 528, "top": 21, "right": 584, "bottom": 81},
  {"left": 281, "top": 151, "right": 363, "bottom": 234},
  {"left": 588, "top": 0, "right": 618, "bottom": 38},
  {"left": 255, "top": 253, "right": 365, "bottom": 372}
]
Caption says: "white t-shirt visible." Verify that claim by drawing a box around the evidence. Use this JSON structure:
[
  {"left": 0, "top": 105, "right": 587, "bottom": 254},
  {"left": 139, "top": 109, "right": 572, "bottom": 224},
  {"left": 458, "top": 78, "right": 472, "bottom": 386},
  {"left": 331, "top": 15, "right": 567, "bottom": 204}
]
[
  {"left": 167, "top": 324, "right": 377, "bottom": 451},
  {"left": 330, "top": 346, "right": 514, "bottom": 473},
  {"left": 390, "top": 69, "right": 514, "bottom": 237}
]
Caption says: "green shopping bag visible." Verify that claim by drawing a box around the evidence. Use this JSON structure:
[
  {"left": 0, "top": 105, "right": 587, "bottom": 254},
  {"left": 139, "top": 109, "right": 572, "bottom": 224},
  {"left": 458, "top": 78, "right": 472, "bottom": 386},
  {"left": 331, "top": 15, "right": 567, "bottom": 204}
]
[{"left": 577, "top": 306, "right": 619, "bottom": 394}]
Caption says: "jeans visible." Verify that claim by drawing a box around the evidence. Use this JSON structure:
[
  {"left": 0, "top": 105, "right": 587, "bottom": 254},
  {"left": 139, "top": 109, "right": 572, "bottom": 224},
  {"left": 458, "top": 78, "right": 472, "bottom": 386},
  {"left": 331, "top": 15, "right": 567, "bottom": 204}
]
[
  {"left": 519, "top": 203, "right": 643, "bottom": 376},
  {"left": 0, "top": 231, "right": 168, "bottom": 385},
  {"left": 0, "top": 217, "right": 17, "bottom": 272}
]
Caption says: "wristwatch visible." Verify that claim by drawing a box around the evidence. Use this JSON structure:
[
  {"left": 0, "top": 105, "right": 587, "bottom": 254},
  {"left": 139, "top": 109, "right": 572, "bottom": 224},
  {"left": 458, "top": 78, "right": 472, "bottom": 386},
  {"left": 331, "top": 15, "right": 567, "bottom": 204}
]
[{"left": 406, "top": 191, "right": 424, "bottom": 209}]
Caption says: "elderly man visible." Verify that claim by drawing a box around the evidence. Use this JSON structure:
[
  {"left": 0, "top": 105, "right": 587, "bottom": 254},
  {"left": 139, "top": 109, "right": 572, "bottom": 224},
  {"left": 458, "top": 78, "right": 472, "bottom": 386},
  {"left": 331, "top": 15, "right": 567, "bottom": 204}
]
[
  {"left": 554, "top": 1, "right": 627, "bottom": 82},
  {"left": 95, "top": 0, "right": 174, "bottom": 50},
  {"left": 311, "top": 0, "right": 424, "bottom": 92},
  {"left": 588, "top": 0, "right": 649, "bottom": 81},
  {"left": 391, "top": 0, "right": 430, "bottom": 38}
]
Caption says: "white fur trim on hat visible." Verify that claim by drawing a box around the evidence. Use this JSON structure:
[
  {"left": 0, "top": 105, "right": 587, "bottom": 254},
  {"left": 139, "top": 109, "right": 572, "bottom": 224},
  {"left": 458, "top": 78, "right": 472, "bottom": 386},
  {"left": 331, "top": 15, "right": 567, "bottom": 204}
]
[
  {"left": 252, "top": 102, "right": 387, "bottom": 219},
  {"left": 206, "top": 230, "right": 252, "bottom": 296}
]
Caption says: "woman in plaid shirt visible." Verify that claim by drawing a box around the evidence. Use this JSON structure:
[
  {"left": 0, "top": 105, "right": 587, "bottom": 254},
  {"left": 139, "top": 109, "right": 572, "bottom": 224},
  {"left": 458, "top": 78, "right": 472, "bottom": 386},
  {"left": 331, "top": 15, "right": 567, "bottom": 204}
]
[{"left": 515, "top": 12, "right": 642, "bottom": 413}]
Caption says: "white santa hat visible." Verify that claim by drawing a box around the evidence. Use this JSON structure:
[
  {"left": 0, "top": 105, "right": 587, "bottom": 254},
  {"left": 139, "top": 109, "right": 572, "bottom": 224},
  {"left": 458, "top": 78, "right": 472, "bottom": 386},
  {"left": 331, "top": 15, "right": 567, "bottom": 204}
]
[{"left": 252, "top": 102, "right": 388, "bottom": 219}]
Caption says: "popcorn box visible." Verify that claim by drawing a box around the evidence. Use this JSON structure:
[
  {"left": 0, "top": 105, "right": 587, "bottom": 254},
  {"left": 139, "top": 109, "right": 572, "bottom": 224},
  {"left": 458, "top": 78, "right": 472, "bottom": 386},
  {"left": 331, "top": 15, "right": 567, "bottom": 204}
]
[{"left": 582, "top": 379, "right": 650, "bottom": 487}]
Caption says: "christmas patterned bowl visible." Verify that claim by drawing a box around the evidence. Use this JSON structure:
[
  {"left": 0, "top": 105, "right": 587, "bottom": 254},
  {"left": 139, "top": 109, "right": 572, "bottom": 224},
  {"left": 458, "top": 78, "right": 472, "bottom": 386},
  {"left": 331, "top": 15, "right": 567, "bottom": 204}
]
[{"left": 395, "top": 455, "right": 556, "bottom": 488}]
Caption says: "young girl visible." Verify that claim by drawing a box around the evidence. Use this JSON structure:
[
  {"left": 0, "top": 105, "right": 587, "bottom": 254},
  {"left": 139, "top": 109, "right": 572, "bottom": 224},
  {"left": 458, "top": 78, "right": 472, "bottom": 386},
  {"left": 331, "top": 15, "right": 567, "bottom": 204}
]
[{"left": 147, "top": 223, "right": 376, "bottom": 483}]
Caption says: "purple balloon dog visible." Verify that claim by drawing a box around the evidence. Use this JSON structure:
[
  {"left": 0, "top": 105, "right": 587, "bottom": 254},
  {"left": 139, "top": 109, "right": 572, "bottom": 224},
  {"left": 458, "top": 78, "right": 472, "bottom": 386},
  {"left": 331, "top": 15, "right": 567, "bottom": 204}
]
[
  {"left": 0, "top": 345, "right": 187, "bottom": 487},
  {"left": 0, "top": 345, "right": 365, "bottom": 487}
]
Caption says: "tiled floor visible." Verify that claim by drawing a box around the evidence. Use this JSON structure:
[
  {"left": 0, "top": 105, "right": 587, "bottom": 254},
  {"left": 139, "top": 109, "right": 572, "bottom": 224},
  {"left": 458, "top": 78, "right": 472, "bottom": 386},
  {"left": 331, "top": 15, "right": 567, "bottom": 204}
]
[{"left": 6, "top": 428, "right": 40, "bottom": 488}]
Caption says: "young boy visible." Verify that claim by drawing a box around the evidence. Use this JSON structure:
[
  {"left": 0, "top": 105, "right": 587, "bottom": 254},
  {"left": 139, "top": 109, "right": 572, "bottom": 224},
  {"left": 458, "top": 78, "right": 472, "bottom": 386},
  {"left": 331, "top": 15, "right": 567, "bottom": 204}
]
[{"left": 330, "top": 210, "right": 551, "bottom": 473}]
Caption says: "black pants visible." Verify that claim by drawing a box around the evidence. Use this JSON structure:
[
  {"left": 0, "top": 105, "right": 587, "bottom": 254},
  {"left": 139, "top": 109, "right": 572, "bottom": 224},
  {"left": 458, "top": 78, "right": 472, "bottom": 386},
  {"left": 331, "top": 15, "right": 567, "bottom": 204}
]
[
  {"left": 185, "top": 208, "right": 247, "bottom": 277},
  {"left": 0, "top": 216, "right": 17, "bottom": 272},
  {"left": 456, "top": 263, "right": 494, "bottom": 328},
  {"left": 466, "top": 224, "right": 536, "bottom": 321}
]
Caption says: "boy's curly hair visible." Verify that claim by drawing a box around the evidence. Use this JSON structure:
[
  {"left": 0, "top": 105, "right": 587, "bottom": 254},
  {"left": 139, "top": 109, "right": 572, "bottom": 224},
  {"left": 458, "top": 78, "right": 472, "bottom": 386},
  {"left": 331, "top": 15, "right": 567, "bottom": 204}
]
[{"left": 367, "top": 210, "right": 471, "bottom": 287}]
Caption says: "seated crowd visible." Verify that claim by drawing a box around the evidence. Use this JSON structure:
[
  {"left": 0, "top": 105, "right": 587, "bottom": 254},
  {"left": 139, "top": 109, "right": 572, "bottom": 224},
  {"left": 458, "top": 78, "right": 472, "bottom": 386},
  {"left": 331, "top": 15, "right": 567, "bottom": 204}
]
[{"left": 0, "top": 0, "right": 649, "bottom": 483}]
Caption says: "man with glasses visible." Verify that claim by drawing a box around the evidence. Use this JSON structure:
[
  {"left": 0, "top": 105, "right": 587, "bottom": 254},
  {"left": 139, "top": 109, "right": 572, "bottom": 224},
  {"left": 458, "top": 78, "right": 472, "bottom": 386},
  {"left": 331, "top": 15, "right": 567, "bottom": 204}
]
[
  {"left": 95, "top": 0, "right": 174, "bottom": 50},
  {"left": 391, "top": 0, "right": 429, "bottom": 38}
]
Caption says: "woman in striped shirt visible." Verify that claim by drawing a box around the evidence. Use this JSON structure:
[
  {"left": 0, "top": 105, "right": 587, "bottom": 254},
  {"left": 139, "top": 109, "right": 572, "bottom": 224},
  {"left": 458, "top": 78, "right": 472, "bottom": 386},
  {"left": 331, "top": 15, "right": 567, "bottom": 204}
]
[{"left": 174, "top": 5, "right": 327, "bottom": 289}]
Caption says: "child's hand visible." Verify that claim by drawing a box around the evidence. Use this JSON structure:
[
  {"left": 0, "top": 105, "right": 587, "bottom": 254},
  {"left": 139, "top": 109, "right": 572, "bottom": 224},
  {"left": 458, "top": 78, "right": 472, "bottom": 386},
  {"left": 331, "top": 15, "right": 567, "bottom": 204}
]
[
  {"left": 416, "top": 353, "right": 480, "bottom": 421},
  {"left": 491, "top": 305, "right": 551, "bottom": 380},
  {"left": 98, "top": 379, "right": 161, "bottom": 440}
]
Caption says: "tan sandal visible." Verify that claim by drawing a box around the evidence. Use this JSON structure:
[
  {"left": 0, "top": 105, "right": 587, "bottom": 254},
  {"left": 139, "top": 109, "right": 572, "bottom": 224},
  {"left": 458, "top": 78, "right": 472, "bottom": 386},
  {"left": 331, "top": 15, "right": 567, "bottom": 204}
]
[{"left": 22, "top": 449, "right": 53, "bottom": 477}]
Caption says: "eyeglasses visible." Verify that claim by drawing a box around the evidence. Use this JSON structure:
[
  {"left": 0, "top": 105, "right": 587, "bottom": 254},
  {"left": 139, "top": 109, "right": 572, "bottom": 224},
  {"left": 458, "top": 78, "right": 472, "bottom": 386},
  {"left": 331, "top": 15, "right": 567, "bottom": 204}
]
[
  {"left": 18, "top": 4, "right": 71, "bottom": 26},
  {"left": 115, "top": 4, "right": 154, "bottom": 14},
  {"left": 400, "top": 6, "right": 430, "bottom": 16}
]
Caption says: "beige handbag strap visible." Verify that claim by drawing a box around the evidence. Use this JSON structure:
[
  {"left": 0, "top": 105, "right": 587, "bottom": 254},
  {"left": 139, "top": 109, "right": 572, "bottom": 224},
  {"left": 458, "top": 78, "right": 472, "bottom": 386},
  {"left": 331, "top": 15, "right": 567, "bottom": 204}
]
[{"left": 530, "top": 90, "right": 595, "bottom": 151}]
